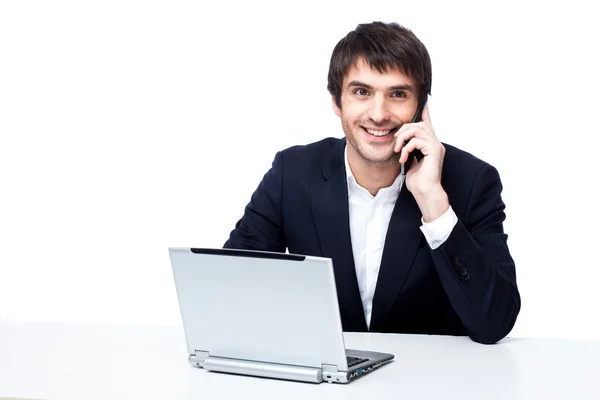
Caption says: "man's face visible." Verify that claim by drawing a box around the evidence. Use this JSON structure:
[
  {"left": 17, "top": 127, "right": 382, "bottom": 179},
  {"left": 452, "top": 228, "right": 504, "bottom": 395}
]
[{"left": 333, "top": 58, "right": 419, "bottom": 165}]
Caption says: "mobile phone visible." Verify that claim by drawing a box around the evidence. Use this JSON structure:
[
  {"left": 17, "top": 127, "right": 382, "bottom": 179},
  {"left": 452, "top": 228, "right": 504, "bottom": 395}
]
[{"left": 400, "top": 98, "right": 427, "bottom": 175}]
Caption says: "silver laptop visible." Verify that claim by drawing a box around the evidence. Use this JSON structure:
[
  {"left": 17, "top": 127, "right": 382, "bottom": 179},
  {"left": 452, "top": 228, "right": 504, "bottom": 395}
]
[{"left": 168, "top": 247, "right": 394, "bottom": 384}]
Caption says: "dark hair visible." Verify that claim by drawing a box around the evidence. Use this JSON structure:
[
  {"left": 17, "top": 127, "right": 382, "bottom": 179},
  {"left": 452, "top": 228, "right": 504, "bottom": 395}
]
[{"left": 327, "top": 21, "right": 432, "bottom": 109}]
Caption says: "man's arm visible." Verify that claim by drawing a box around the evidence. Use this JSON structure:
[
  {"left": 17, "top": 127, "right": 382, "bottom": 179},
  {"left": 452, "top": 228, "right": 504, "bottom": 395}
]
[
  {"left": 223, "top": 151, "right": 286, "bottom": 252},
  {"left": 428, "top": 164, "right": 521, "bottom": 344},
  {"left": 395, "top": 106, "right": 520, "bottom": 344}
]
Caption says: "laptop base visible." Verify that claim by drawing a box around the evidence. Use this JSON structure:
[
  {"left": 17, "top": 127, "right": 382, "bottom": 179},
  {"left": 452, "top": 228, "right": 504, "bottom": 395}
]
[{"left": 189, "top": 348, "right": 393, "bottom": 384}]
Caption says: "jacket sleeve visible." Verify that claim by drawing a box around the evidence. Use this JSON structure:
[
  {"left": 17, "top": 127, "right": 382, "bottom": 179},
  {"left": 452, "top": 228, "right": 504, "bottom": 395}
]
[
  {"left": 223, "top": 151, "right": 286, "bottom": 252},
  {"left": 432, "top": 164, "right": 521, "bottom": 344}
]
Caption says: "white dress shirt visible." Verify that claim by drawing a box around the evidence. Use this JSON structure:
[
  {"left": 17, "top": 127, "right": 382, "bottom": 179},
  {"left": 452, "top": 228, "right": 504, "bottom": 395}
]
[{"left": 344, "top": 145, "right": 458, "bottom": 328}]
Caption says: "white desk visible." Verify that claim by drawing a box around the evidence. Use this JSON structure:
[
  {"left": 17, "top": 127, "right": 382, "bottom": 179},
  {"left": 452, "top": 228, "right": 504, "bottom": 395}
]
[{"left": 0, "top": 320, "right": 598, "bottom": 400}]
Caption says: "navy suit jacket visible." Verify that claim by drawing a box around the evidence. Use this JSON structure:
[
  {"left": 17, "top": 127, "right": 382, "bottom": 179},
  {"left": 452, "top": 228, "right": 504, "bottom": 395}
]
[{"left": 224, "top": 137, "right": 520, "bottom": 344}]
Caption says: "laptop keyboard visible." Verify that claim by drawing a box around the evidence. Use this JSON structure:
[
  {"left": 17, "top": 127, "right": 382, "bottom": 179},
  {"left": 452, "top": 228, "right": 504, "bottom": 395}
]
[{"left": 347, "top": 356, "right": 369, "bottom": 368}]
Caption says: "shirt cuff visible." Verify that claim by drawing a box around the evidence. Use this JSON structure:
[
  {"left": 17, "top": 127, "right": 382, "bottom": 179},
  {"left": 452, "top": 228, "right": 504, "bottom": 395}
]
[{"left": 419, "top": 205, "right": 458, "bottom": 250}]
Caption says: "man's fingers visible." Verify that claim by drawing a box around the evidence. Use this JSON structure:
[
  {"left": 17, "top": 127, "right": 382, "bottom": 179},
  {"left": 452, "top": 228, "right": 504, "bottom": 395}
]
[
  {"left": 394, "top": 123, "right": 411, "bottom": 138},
  {"left": 399, "top": 137, "right": 427, "bottom": 163},
  {"left": 394, "top": 126, "right": 434, "bottom": 153},
  {"left": 394, "top": 127, "right": 418, "bottom": 152},
  {"left": 421, "top": 105, "right": 432, "bottom": 127}
]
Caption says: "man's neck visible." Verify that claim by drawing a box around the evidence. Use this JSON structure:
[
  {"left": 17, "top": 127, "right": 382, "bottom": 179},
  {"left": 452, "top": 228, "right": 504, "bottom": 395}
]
[{"left": 347, "top": 148, "right": 401, "bottom": 197}]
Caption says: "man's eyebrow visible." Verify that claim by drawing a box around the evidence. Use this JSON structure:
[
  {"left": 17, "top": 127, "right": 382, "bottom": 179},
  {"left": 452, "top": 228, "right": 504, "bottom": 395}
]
[
  {"left": 348, "top": 80, "right": 374, "bottom": 90},
  {"left": 389, "top": 84, "right": 414, "bottom": 92},
  {"left": 347, "top": 81, "right": 414, "bottom": 92}
]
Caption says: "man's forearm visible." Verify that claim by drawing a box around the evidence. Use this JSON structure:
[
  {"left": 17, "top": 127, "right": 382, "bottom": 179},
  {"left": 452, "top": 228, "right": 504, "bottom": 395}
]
[{"left": 431, "top": 220, "right": 521, "bottom": 344}]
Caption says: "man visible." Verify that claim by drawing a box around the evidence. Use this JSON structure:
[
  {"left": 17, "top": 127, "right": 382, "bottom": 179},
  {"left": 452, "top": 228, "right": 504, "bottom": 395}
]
[{"left": 223, "top": 22, "right": 520, "bottom": 344}]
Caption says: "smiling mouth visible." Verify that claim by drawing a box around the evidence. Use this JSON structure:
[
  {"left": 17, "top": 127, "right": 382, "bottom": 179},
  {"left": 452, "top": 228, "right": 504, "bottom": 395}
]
[{"left": 362, "top": 126, "right": 400, "bottom": 137}]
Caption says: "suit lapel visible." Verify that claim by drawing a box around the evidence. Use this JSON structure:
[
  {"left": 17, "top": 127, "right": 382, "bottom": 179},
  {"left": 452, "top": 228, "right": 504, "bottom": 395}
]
[
  {"left": 369, "top": 183, "right": 423, "bottom": 331},
  {"left": 311, "top": 139, "right": 367, "bottom": 332}
]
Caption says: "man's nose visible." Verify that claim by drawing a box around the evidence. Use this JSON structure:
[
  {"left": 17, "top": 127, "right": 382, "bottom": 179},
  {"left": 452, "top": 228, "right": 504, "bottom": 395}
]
[{"left": 367, "top": 95, "right": 390, "bottom": 123}]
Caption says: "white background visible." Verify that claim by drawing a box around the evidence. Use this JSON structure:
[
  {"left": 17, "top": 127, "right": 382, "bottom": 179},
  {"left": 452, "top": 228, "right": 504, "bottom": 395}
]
[{"left": 1, "top": 0, "right": 598, "bottom": 340}]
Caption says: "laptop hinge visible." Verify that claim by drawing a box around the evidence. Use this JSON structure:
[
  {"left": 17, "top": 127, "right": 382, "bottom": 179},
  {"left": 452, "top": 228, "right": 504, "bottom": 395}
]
[
  {"left": 321, "top": 363, "right": 340, "bottom": 384},
  {"left": 322, "top": 363, "right": 339, "bottom": 374},
  {"left": 204, "top": 356, "right": 323, "bottom": 383},
  {"left": 189, "top": 350, "right": 210, "bottom": 367}
]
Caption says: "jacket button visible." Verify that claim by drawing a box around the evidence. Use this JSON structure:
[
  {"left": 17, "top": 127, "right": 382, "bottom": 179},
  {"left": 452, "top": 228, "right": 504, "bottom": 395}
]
[
  {"left": 461, "top": 272, "right": 471, "bottom": 282},
  {"left": 452, "top": 256, "right": 459, "bottom": 266},
  {"left": 459, "top": 266, "right": 468, "bottom": 276}
]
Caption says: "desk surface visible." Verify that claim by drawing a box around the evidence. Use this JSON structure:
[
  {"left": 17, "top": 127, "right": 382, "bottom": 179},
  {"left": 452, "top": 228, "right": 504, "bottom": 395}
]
[{"left": 0, "top": 320, "right": 599, "bottom": 400}]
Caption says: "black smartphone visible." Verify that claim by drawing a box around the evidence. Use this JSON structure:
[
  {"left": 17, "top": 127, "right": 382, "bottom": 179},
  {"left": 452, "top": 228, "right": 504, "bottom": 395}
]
[{"left": 401, "top": 99, "right": 427, "bottom": 174}]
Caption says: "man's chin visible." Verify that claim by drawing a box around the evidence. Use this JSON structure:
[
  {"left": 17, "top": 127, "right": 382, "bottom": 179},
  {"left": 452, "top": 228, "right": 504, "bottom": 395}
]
[{"left": 358, "top": 150, "right": 399, "bottom": 164}]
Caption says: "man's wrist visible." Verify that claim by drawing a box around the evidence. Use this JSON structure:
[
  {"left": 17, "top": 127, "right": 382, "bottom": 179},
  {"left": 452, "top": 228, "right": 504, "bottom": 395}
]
[{"left": 414, "top": 185, "right": 450, "bottom": 223}]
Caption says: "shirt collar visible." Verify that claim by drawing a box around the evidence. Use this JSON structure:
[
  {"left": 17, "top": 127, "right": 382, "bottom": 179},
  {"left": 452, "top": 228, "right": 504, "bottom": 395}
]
[
  {"left": 344, "top": 144, "right": 356, "bottom": 185},
  {"left": 344, "top": 143, "right": 404, "bottom": 197}
]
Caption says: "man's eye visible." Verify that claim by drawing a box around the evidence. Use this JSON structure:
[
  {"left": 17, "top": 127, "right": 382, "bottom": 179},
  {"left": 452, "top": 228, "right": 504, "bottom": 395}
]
[
  {"left": 391, "top": 91, "right": 406, "bottom": 98},
  {"left": 354, "top": 88, "right": 369, "bottom": 96}
]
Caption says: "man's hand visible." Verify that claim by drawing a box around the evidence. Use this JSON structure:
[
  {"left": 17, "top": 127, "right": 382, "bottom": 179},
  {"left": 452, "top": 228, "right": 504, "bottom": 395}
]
[{"left": 393, "top": 106, "right": 449, "bottom": 222}]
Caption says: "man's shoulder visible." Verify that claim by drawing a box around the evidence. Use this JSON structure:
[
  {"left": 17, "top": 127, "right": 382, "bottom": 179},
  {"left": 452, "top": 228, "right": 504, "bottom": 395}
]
[
  {"left": 442, "top": 142, "right": 494, "bottom": 172},
  {"left": 271, "top": 137, "right": 343, "bottom": 181},
  {"left": 280, "top": 137, "right": 343, "bottom": 156},
  {"left": 278, "top": 137, "right": 343, "bottom": 167},
  {"left": 441, "top": 142, "right": 503, "bottom": 194}
]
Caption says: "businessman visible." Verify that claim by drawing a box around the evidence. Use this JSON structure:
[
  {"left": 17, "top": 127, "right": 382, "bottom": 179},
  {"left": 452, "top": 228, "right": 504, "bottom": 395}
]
[{"left": 224, "top": 21, "right": 520, "bottom": 344}]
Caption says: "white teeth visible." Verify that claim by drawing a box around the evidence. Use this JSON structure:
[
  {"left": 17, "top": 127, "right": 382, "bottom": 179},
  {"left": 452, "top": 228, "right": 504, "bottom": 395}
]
[{"left": 366, "top": 128, "right": 391, "bottom": 136}]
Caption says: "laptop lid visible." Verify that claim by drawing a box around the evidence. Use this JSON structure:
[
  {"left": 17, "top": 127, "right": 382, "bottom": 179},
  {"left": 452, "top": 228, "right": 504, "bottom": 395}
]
[{"left": 169, "top": 247, "right": 349, "bottom": 371}]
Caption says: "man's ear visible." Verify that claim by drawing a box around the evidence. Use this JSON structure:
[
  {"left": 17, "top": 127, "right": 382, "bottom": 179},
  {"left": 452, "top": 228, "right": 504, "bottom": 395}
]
[{"left": 332, "top": 95, "right": 341, "bottom": 117}]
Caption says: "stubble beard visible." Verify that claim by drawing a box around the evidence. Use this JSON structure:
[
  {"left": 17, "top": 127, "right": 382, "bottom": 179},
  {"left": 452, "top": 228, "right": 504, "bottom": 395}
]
[{"left": 343, "top": 120, "right": 400, "bottom": 165}]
